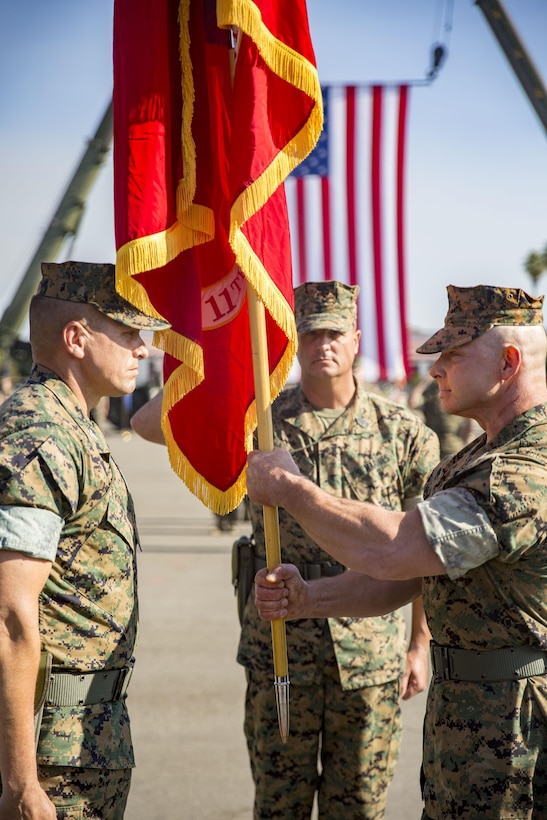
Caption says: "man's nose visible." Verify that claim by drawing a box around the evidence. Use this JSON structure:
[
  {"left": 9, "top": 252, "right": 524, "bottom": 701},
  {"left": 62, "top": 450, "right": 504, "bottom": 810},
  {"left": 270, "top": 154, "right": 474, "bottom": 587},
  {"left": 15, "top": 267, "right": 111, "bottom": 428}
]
[
  {"left": 429, "top": 357, "right": 443, "bottom": 378},
  {"left": 135, "top": 340, "right": 149, "bottom": 360}
]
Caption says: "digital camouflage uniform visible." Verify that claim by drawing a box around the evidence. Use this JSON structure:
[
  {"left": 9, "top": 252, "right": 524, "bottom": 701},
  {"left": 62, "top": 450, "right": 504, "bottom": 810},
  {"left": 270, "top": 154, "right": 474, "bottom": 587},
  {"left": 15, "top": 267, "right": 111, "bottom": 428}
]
[
  {"left": 0, "top": 261, "right": 170, "bottom": 819},
  {"left": 238, "top": 380, "right": 439, "bottom": 819},
  {"left": 0, "top": 364, "right": 138, "bottom": 817},
  {"left": 418, "top": 406, "right": 547, "bottom": 820},
  {"left": 414, "top": 284, "right": 547, "bottom": 820}
]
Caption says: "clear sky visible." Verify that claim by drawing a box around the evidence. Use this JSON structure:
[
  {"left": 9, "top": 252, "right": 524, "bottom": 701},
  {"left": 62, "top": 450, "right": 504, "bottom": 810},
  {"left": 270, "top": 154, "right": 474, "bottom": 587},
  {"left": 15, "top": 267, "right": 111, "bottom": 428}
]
[{"left": 1, "top": 0, "right": 546, "bottom": 338}]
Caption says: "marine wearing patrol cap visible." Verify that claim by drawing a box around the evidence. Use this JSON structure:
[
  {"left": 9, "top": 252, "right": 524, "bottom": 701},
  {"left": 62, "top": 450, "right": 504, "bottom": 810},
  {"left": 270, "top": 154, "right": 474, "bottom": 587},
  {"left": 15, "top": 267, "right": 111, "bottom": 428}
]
[
  {"left": 38, "top": 261, "right": 171, "bottom": 332},
  {"left": 294, "top": 281, "right": 360, "bottom": 334},
  {"left": 417, "top": 284, "right": 544, "bottom": 355}
]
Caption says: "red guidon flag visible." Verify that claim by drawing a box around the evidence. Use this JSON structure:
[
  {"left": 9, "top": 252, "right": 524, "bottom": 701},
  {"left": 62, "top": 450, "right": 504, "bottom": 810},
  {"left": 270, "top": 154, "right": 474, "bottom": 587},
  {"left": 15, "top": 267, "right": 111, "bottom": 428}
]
[{"left": 113, "top": 0, "right": 322, "bottom": 512}]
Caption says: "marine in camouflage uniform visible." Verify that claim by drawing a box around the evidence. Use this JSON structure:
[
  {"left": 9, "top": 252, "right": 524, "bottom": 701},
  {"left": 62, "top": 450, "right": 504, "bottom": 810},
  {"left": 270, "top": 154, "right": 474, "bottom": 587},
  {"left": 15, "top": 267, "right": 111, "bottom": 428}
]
[
  {"left": 248, "top": 284, "right": 547, "bottom": 820},
  {"left": 414, "top": 285, "right": 547, "bottom": 820},
  {"left": 238, "top": 281, "right": 439, "bottom": 820},
  {"left": 0, "top": 261, "right": 169, "bottom": 819}
]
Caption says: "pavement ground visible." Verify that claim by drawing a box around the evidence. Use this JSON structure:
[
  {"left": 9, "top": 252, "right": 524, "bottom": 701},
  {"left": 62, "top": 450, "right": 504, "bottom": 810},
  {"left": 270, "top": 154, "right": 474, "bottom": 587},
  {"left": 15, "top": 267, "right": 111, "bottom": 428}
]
[{"left": 106, "top": 427, "right": 427, "bottom": 819}]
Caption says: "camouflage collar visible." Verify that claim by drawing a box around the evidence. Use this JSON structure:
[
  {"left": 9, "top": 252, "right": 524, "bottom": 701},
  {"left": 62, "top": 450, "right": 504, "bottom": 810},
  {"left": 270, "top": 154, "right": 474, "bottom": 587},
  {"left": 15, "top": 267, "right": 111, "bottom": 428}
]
[{"left": 28, "top": 365, "right": 109, "bottom": 451}]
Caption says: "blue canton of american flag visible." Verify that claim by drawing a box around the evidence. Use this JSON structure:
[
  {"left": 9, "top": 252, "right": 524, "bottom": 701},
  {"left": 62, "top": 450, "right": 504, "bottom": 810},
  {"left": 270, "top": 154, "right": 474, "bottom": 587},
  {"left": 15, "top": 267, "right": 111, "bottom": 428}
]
[
  {"left": 291, "top": 91, "right": 330, "bottom": 177},
  {"left": 284, "top": 85, "right": 411, "bottom": 383}
]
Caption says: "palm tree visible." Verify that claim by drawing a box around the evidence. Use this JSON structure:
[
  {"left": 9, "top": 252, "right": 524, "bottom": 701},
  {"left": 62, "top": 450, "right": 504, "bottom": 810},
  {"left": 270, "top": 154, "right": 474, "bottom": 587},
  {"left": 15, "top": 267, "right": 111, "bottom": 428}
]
[{"left": 524, "top": 249, "right": 547, "bottom": 288}]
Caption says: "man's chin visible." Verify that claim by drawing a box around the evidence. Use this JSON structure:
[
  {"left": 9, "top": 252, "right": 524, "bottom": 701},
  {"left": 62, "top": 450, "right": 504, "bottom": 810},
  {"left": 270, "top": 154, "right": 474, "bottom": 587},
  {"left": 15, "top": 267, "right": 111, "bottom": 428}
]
[
  {"left": 109, "top": 385, "right": 136, "bottom": 398},
  {"left": 438, "top": 393, "right": 452, "bottom": 410},
  {"left": 312, "top": 362, "right": 337, "bottom": 375}
]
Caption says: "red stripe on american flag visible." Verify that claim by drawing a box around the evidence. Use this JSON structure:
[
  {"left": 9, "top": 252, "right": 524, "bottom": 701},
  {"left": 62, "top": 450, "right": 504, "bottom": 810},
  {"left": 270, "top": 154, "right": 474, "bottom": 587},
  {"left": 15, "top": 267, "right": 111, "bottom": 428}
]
[
  {"left": 321, "top": 177, "right": 332, "bottom": 280},
  {"left": 345, "top": 86, "right": 358, "bottom": 289},
  {"left": 396, "top": 85, "right": 410, "bottom": 374},
  {"left": 296, "top": 177, "right": 307, "bottom": 285},
  {"left": 371, "top": 85, "right": 387, "bottom": 380}
]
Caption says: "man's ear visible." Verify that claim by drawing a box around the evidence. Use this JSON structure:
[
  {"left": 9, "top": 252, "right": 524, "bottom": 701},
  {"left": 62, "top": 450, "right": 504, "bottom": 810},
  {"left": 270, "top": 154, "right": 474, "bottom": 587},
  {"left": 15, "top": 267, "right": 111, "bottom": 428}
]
[
  {"left": 501, "top": 344, "right": 521, "bottom": 381},
  {"left": 63, "top": 321, "right": 88, "bottom": 359}
]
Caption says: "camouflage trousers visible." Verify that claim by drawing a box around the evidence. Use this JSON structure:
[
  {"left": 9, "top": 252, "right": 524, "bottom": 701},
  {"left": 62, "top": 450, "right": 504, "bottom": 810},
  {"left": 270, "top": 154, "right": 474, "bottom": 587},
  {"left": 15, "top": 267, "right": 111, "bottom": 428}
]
[
  {"left": 422, "top": 676, "right": 547, "bottom": 819},
  {"left": 244, "top": 637, "right": 402, "bottom": 820},
  {"left": 36, "top": 765, "right": 132, "bottom": 819}
]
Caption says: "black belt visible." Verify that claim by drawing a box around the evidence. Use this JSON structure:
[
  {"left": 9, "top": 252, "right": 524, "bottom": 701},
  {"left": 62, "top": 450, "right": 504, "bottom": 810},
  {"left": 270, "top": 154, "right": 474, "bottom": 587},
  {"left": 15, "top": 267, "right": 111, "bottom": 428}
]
[
  {"left": 45, "top": 660, "right": 135, "bottom": 707},
  {"left": 254, "top": 556, "right": 345, "bottom": 580},
  {"left": 430, "top": 643, "right": 547, "bottom": 682}
]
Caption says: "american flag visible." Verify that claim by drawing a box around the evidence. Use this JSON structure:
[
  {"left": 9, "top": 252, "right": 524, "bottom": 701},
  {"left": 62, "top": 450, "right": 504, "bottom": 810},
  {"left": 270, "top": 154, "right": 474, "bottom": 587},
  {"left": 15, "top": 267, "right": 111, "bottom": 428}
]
[{"left": 284, "top": 84, "right": 411, "bottom": 383}]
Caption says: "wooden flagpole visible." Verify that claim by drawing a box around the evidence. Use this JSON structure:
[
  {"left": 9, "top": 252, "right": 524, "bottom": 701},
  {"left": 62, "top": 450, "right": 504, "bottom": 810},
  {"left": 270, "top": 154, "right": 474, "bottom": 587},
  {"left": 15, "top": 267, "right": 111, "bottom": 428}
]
[
  {"left": 246, "top": 285, "right": 290, "bottom": 743},
  {"left": 227, "top": 28, "right": 289, "bottom": 742}
]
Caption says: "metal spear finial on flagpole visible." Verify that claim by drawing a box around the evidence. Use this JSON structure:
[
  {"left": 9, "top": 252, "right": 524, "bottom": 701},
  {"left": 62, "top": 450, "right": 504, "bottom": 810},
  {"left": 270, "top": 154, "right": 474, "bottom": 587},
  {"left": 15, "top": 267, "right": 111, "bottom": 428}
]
[{"left": 247, "top": 285, "right": 290, "bottom": 743}]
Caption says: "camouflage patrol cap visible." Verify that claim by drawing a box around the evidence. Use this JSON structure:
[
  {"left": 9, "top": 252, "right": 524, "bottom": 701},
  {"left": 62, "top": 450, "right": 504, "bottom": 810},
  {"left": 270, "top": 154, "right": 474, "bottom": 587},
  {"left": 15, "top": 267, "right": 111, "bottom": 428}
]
[
  {"left": 417, "top": 284, "right": 544, "bottom": 354},
  {"left": 38, "top": 261, "right": 170, "bottom": 331},
  {"left": 294, "top": 281, "right": 359, "bottom": 333}
]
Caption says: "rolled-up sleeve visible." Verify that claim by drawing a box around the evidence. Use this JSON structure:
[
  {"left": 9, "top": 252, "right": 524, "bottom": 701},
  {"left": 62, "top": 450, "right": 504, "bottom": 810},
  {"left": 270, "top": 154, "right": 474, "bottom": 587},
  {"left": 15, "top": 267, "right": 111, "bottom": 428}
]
[
  {"left": 0, "top": 506, "right": 62, "bottom": 561},
  {"left": 417, "top": 488, "right": 499, "bottom": 579}
]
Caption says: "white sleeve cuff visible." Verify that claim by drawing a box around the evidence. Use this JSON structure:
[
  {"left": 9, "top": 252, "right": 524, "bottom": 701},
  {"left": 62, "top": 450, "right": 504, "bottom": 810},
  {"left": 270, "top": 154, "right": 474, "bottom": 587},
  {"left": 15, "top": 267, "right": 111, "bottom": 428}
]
[
  {"left": 0, "top": 506, "right": 63, "bottom": 561},
  {"left": 417, "top": 488, "right": 499, "bottom": 579}
]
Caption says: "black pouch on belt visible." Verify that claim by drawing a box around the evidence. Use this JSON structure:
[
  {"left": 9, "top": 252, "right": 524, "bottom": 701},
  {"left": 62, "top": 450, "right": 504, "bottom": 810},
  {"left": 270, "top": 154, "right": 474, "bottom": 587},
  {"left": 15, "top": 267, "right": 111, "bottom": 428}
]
[{"left": 232, "top": 535, "right": 265, "bottom": 625}]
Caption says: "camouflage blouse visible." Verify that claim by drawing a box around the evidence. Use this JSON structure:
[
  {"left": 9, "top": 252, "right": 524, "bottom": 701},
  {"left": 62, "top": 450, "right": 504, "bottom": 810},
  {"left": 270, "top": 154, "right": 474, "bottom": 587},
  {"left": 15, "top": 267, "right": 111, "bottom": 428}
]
[
  {"left": 419, "top": 404, "right": 547, "bottom": 819},
  {"left": 237, "top": 380, "right": 439, "bottom": 689},
  {"left": 0, "top": 365, "right": 139, "bottom": 769},
  {"left": 422, "top": 403, "right": 547, "bottom": 650}
]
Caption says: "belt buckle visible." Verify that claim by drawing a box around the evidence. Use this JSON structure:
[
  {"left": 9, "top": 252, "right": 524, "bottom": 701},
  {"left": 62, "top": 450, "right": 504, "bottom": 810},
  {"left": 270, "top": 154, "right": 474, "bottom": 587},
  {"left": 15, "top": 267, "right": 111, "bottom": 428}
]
[
  {"left": 113, "top": 657, "right": 135, "bottom": 700},
  {"left": 431, "top": 644, "right": 452, "bottom": 681}
]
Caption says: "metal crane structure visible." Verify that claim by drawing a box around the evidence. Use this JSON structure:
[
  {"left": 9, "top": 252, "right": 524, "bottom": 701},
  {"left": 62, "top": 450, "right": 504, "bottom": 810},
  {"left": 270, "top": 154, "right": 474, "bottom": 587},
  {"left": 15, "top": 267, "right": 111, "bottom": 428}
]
[{"left": 475, "top": 0, "right": 547, "bottom": 137}]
